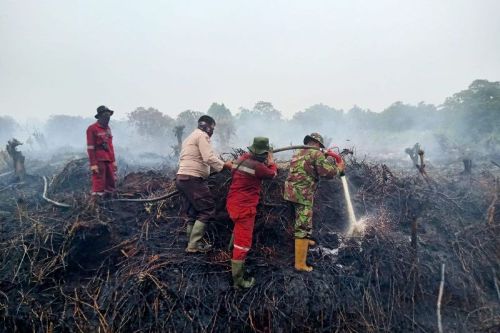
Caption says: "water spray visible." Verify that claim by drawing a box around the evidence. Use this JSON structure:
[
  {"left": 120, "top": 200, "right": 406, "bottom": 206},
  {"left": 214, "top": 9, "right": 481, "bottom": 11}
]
[
  {"left": 341, "top": 175, "right": 365, "bottom": 237},
  {"left": 111, "top": 141, "right": 362, "bottom": 238},
  {"left": 322, "top": 147, "right": 364, "bottom": 237},
  {"left": 341, "top": 175, "right": 357, "bottom": 235}
]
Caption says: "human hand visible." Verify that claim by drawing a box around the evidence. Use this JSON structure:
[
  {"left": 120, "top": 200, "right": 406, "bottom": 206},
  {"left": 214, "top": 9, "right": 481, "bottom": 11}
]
[
  {"left": 337, "top": 160, "right": 346, "bottom": 173},
  {"left": 223, "top": 160, "right": 233, "bottom": 170},
  {"left": 266, "top": 151, "right": 274, "bottom": 165},
  {"left": 90, "top": 165, "right": 99, "bottom": 174},
  {"left": 113, "top": 161, "right": 118, "bottom": 172}
]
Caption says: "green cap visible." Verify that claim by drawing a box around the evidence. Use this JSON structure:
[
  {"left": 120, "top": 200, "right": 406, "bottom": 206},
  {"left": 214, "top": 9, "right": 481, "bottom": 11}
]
[
  {"left": 248, "top": 137, "right": 271, "bottom": 155},
  {"left": 303, "top": 132, "right": 325, "bottom": 148}
]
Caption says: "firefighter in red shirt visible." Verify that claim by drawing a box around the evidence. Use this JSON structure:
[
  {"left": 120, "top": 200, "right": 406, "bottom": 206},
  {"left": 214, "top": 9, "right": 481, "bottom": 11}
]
[
  {"left": 86, "top": 106, "right": 117, "bottom": 199},
  {"left": 226, "top": 137, "right": 277, "bottom": 289}
]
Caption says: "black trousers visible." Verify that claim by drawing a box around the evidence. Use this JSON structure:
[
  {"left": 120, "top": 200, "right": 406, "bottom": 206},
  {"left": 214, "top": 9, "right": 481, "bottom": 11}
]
[{"left": 175, "top": 175, "right": 216, "bottom": 224}]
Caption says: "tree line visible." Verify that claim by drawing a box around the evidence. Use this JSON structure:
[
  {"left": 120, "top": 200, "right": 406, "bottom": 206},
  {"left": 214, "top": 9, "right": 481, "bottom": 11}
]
[{"left": 1, "top": 79, "right": 498, "bottom": 158}]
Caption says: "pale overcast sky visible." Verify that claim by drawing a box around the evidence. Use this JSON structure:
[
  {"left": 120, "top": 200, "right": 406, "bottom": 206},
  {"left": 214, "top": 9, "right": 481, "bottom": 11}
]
[{"left": 1, "top": 0, "right": 499, "bottom": 121}]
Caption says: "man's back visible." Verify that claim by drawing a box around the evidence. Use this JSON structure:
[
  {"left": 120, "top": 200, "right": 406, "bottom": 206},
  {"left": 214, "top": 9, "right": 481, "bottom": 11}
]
[
  {"left": 284, "top": 148, "right": 337, "bottom": 204},
  {"left": 227, "top": 153, "right": 277, "bottom": 208}
]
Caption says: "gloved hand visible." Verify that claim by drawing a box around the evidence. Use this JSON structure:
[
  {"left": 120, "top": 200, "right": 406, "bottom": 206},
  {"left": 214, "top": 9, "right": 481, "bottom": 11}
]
[
  {"left": 337, "top": 161, "right": 346, "bottom": 176},
  {"left": 223, "top": 160, "right": 233, "bottom": 170},
  {"left": 266, "top": 151, "right": 274, "bottom": 165},
  {"left": 90, "top": 165, "right": 99, "bottom": 174},
  {"left": 325, "top": 149, "right": 343, "bottom": 164}
]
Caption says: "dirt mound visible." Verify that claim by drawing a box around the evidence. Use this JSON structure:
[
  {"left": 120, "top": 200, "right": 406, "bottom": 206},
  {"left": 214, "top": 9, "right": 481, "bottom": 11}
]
[
  {"left": 49, "top": 157, "right": 90, "bottom": 195},
  {"left": 118, "top": 170, "right": 171, "bottom": 197}
]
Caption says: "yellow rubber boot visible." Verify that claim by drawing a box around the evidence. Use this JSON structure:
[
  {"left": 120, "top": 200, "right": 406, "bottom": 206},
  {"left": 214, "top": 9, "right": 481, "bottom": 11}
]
[{"left": 294, "top": 238, "right": 313, "bottom": 272}]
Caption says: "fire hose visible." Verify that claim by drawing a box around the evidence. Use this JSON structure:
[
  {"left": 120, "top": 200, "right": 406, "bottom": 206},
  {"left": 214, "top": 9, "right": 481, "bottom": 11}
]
[
  {"left": 41, "top": 145, "right": 352, "bottom": 206},
  {"left": 112, "top": 145, "right": 351, "bottom": 203},
  {"left": 42, "top": 176, "right": 72, "bottom": 208}
]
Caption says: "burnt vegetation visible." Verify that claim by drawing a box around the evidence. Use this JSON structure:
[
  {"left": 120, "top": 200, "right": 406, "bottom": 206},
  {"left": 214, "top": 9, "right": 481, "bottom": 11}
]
[
  {"left": 0, "top": 80, "right": 499, "bottom": 332},
  {"left": 0, "top": 153, "right": 499, "bottom": 332}
]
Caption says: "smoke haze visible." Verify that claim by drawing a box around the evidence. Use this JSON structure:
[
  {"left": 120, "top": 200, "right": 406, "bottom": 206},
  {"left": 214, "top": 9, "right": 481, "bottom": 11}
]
[
  {"left": 1, "top": 1, "right": 500, "bottom": 121},
  {"left": 0, "top": 1, "right": 499, "bottom": 168}
]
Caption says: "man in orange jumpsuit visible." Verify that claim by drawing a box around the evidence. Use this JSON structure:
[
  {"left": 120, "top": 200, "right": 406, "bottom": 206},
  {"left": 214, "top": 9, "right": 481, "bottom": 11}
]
[
  {"left": 226, "top": 137, "right": 277, "bottom": 289},
  {"left": 86, "top": 105, "right": 117, "bottom": 199}
]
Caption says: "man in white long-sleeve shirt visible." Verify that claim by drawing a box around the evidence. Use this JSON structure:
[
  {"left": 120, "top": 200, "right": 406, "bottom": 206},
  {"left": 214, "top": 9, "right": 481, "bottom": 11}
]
[{"left": 176, "top": 115, "right": 233, "bottom": 253}]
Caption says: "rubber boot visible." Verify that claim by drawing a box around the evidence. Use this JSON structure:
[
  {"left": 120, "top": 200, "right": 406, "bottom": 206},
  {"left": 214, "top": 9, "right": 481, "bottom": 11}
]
[
  {"left": 186, "top": 220, "right": 212, "bottom": 253},
  {"left": 295, "top": 238, "right": 313, "bottom": 272},
  {"left": 89, "top": 194, "right": 103, "bottom": 212},
  {"left": 100, "top": 195, "right": 114, "bottom": 212},
  {"left": 186, "top": 222, "right": 194, "bottom": 239},
  {"left": 228, "top": 233, "right": 234, "bottom": 252},
  {"left": 231, "top": 260, "right": 255, "bottom": 289}
]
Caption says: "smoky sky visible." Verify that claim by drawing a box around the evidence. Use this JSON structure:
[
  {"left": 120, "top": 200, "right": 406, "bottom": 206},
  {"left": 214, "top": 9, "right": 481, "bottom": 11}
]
[{"left": 1, "top": 0, "right": 499, "bottom": 121}]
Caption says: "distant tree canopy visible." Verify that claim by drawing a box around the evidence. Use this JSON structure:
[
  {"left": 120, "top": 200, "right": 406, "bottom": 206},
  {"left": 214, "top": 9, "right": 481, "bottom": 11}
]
[
  {"left": 292, "top": 104, "right": 343, "bottom": 130},
  {"left": 376, "top": 101, "right": 439, "bottom": 132},
  {"left": 344, "top": 106, "right": 378, "bottom": 131},
  {"left": 128, "top": 107, "right": 174, "bottom": 139},
  {"left": 14, "top": 79, "right": 499, "bottom": 158},
  {"left": 0, "top": 116, "right": 19, "bottom": 144},
  {"left": 45, "top": 115, "right": 92, "bottom": 147},
  {"left": 175, "top": 110, "right": 204, "bottom": 136},
  {"left": 207, "top": 102, "right": 235, "bottom": 149},
  {"left": 207, "top": 103, "right": 233, "bottom": 125},
  {"left": 237, "top": 101, "right": 282, "bottom": 122},
  {"left": 442, "top": 79, "right": 500, "bottom": 143}
]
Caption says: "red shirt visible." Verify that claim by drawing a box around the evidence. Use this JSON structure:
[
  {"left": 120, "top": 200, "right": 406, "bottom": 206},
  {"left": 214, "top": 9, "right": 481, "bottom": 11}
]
[
  {"left": 226, "top": 153, "right": 277, "bottom": 209},
  {"left": 86, "top": 122, "right": 115, "bottom": 165}
]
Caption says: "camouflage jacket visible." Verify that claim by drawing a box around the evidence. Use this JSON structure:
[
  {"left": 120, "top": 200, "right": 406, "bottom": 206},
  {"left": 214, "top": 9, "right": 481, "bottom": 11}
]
[{"left": 283, "top": 148, "right": 339, "bottom": 205}]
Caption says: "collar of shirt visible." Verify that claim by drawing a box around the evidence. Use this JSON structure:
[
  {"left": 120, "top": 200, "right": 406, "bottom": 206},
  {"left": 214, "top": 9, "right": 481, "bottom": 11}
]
[{"left": 95, "top": 121, "right": 109, "bottom": 130}]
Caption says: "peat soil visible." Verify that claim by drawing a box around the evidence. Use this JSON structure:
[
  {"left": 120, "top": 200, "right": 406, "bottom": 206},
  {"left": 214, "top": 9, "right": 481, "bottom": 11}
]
[{"left": 0, "top": 156, "right": 499, "bottom": 332}]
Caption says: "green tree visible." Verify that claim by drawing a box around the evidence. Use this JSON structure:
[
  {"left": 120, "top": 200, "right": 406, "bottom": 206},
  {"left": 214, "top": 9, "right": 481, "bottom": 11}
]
[
  {"left": 292, "top": 104, "right": 343, "bottom": 130},
  {"left": 237, "top": 101, "right": 282, "bottom": 122},
  {"left": 442, "top": 79, "right": 500, "bottom": 143},
  {"left": 207, "top": 102, "right": 235, "bottom": 150},
  {"left": 175, "top": 110, "right": 204, "bottom": 136},
  {"left": 377, "top": 101, "right": 438, "bottom": 132},
  {"left": 344, "top": 106, "right": 378, "bottom": 131},
  {"left": 128, "top": 107, "right": 174, "bottom": 140}
]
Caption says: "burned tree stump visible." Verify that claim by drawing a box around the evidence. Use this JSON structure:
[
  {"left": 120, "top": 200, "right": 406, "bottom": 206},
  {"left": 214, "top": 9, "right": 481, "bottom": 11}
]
[
  {"left": 172, "top": 125, "right": 185, "bottom": 157},
  {"left": 462, "top": 158, "right": 472, "bottom": 174},
  {"left": 405, "top": 143, "right": 421, "bottom": 168},
  {"left": 6, "top": 139, "right": 26, "bottom": 181},
  {"left": 461, "top": 148, "right": 473, "bottom": 175},
  {"left": 487, "top": 177, "right": 499, "bottom": 225},
  {"left": 406, "top": 143, "right": 433, "bottom": 186}
]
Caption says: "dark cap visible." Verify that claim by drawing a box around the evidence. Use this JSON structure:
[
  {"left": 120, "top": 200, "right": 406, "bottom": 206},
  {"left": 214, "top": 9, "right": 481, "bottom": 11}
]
[
  {"left": 303, "top": 132, "right": 325, "bottom": 148},
  {"left": 95, "top": 105, "right": 114, "bottom": 119}
]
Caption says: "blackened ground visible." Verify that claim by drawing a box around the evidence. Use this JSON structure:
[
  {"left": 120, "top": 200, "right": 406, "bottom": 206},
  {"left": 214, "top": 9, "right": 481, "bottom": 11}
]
[{"left": 0, "top": 157, "right": 499, "bottom": 332}]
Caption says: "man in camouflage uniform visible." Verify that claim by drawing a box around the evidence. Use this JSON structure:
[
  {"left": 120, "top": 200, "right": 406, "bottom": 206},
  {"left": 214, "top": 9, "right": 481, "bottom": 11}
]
[{"left": 284, "top": 133, "right": 344, "bottom": 272}]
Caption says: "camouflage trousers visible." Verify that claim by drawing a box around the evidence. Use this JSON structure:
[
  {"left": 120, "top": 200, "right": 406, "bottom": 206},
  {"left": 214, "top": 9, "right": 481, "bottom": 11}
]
[{"left": 293, "top": 203, "right": 313, "bottom": 239}]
